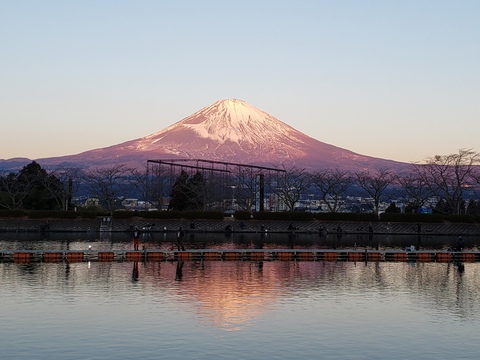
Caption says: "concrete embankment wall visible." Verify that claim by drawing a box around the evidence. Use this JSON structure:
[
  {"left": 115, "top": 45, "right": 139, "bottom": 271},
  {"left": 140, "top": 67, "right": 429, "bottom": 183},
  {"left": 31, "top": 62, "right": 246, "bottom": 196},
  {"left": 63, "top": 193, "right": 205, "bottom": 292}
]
[{"left": 1, "top": 217, "right": 480, "bottom": 235}]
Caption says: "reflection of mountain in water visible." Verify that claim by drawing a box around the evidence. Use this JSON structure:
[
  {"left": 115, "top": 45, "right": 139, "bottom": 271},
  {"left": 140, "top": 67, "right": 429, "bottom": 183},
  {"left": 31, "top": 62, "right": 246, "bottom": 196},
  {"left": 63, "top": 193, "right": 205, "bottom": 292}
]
[
  {"left": 167, "top": 262, "right": 281, "bottom": 331},
  {"left": 2, "top": 248, "right": 479, "bottom": 326},
  {"left": 83, "top": 261, "right": 480, "bottom": 326}
]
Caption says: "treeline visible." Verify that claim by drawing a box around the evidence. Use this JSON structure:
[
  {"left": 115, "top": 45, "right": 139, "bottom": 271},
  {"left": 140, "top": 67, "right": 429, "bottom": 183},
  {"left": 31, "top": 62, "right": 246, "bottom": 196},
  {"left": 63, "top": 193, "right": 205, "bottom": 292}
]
[{"left": 1, "top": 149, "right": 480, "bottom": 217}]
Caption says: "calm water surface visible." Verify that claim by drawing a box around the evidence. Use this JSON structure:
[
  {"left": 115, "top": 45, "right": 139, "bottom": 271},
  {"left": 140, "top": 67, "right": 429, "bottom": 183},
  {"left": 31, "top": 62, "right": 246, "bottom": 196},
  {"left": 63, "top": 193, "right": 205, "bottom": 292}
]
[{"left": 1, "top": 233, "right": 480, "bottom": 359}]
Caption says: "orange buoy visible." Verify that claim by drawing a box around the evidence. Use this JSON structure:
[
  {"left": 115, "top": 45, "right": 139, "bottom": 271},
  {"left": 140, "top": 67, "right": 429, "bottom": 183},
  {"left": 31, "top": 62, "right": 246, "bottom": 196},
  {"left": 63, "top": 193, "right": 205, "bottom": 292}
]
[
  {"left": 297, "top": 252, "right": 314, "bottom": 261},
  {"left": 393, "top": 253, "right": 408, "bottom": 262},
  {"left": 436, "top": 253, "right": 452, "bottom": 262},
  {"left": 43, "top": 252, "right": 62, "bottom": 262},
  {"left": 98, "top": 252, "right": 115, "bottom": 262},
  {"left": 223, "top": 252, "right": 241, "bottom": 261},
  {"left": 462, "top": 253, "right": 475, "bottom": 262},
  {"left": 348, "top": 252, "right": 363, "bottom": 261},
  {"left": 147, "top": 252, "right": 164, "bottom": 261},
  {"left": 126, "top": 252, "right": 142, "bottom": 262},
  {"left": 324, "top": 252, "right": 338, "bottom": 261},
  {"left": 417, "top": 253, "right": 433, "bottom": 262},
  {"left": 203, "top": 252, "right": 221, "bottom": 261},
  {"left": 14, "top": 252, "right": 31, "bottom": 263},
  {"left": 249, "top": 252, "right": 265, "bottom": 261},
  {"left": 367, "top": 252, "right": 382, "bottom": 262},
  {"left": 66, "top": 252, "right": 84, "bottom": 262},
  {"left": 277, "top": 252, "right": 293, "bottom": 261},
  {"left": 176, "top": 252, "right": 192, "bottom": 261}
]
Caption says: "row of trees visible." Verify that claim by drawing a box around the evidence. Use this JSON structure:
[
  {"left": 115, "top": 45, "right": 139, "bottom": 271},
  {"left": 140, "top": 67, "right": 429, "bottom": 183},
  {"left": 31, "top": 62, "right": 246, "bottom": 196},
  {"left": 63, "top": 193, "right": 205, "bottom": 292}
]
[
  {"left": 0, "top": 162, "right": 76, "bottom": 211},
  {"left": 227, "top": 149, "right": 478, "bottom": 216},
  {"left": 0, "top": 162, "right": 128, "bottom": 213},
  {"left": 1, "top": 149, "right": 480, "bottom": 215},
  {"left": 304, "top": 149, "right": 480, "bottom": 215}
]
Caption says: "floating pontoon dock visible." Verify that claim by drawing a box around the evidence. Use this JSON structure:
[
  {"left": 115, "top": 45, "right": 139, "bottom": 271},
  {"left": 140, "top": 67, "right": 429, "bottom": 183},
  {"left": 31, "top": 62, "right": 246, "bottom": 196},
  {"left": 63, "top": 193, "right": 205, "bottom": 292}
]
[{"left": 1, "top": 249, "right": 479, "bottom": 263}]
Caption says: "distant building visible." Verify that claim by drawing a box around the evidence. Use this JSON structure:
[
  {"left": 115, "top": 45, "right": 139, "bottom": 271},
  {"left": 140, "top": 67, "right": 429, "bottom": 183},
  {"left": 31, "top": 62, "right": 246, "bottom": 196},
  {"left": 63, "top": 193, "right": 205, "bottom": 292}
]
[{"left": 84, "top": 197, "right": 100, "bottom": 207}]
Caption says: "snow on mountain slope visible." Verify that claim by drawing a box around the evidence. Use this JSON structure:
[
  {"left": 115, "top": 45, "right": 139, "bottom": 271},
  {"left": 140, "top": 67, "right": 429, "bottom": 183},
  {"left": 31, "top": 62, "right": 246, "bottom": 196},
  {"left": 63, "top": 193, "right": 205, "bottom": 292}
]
[{"left": 143, "top": 99, "right": 304, "bottom": 147}]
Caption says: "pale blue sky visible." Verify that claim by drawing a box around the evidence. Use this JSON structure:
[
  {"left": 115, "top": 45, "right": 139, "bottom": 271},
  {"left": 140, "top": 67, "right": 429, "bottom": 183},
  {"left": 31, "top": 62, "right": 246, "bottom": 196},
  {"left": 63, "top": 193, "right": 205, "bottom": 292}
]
[{"left": 1, "top": 0, "right": 479, "bottom": 162}]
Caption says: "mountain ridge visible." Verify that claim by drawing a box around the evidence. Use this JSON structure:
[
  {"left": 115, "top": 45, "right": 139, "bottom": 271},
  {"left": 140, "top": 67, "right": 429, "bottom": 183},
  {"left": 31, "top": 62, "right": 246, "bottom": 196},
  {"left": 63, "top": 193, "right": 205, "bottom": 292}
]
[{"left": 0, "top": 99, "right": 410, "bottom": 172}]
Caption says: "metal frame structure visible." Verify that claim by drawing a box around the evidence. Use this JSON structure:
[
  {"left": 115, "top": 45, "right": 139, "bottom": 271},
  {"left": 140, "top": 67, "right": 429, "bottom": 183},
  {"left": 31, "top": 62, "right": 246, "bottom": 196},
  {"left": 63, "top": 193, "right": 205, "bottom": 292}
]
[{"left": 146, "top": 159, "right": 286, "bottom": 211}]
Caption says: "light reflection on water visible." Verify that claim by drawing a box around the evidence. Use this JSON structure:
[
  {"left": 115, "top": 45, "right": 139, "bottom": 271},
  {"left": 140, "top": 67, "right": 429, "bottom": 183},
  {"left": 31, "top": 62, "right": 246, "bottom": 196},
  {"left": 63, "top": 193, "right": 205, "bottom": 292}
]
[{"left": 1, "top": 259, "right": 480, "bottom": 359}]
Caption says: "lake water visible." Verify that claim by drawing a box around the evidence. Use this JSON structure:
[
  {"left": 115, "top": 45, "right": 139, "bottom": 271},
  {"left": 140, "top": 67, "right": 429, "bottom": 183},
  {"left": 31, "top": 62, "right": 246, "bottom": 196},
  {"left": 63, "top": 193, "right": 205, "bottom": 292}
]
[{"left": 1, "top": 234, "right": 480, "bottom": 359}]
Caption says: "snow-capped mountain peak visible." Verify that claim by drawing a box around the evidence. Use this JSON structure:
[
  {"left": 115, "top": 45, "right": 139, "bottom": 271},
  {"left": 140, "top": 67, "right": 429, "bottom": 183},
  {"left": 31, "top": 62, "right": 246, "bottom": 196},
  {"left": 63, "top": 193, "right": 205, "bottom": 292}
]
[{"left": 143, "top": 99, "right": 304, "bottom": 148}]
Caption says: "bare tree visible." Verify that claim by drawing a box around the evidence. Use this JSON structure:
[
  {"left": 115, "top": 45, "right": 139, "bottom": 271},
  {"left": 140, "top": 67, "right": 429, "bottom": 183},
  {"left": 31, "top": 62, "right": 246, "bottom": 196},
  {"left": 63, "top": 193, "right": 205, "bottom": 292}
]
[
  {"left": 0, "top": 171, "right": 30, "bottom": 210},
  {"left": 396, "top": 167, "right": 435, "bottom": 213},
  {"left": 468, "top": 165, "right": 480, "bottom": 200},
  {"left": 43, "top": 166, "right": 82, "bottom": 211},
  {"left": 420, "top": 149, "right": 480, "bottom": 214},
  {"left": 84, "top": 165, "right": 135, "bottom": 214},
  {"left": 203, "top": 171, "right": 224, "bottom": 211},
  {"left": 230, "top": 167, "right": 263, "bottom": 211},
  {"left": 270, "top": 165, "right": 309, "bottom": 211},
  {"left": 309, "top": 169, "right": 352, "bottom": 212},
  {"left": 131, "top": 165, "right": 165, "bottom": 210},
  {"left": 355, "top": 169, "right": 394, "bottom": 216}
]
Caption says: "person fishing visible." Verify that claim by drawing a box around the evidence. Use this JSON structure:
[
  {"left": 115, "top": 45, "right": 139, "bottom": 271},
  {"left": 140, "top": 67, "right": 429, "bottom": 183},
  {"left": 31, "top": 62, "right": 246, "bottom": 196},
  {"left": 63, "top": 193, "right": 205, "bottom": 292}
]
[
  {"left": 457, "top": 236, "right": 465, "bottom": 252},
  {"left": 176, "top": 227, "right": 185, "bottom": 251},
  {"left": 133, "top": 227, "right": 141, "bottom": 251}
]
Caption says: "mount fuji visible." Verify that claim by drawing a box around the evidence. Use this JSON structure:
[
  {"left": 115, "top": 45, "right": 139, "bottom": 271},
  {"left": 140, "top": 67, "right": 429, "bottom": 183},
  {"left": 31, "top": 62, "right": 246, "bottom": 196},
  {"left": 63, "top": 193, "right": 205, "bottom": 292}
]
[{"left": 1, "top": 99, "right": 409, "bottom": 172}]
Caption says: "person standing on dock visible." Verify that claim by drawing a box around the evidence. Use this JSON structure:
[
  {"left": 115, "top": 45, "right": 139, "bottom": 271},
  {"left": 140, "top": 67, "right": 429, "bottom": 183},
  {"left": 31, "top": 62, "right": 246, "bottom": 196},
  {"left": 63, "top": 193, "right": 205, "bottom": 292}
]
[
  {"left": 176, "top": 227, "right": 185, "bottom": 251},
  {"left": 457, "top": 236, "right": 464, "bottom": 252},
  {"left": 133, "top": 227, "right": 141, "bottom": 251}
]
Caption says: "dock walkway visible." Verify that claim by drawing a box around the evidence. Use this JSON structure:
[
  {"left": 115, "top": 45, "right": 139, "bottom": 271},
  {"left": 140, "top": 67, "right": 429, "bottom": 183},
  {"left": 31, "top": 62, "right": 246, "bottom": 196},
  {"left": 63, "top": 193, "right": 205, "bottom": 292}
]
[{"left": 2, "top": 249, "right": 479, "bottom": 263}]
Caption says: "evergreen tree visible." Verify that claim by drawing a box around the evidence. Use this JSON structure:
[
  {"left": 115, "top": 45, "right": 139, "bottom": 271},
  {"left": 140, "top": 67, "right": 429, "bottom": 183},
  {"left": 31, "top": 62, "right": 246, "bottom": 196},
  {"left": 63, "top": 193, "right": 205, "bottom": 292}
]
[
  {"left": 466, "top": 199, "right": 479, "bottom": 215},
  {"left": 18, "top": 161, "right": 62, "bottom": 210},
  {"left": 169, "top": 171, "right": 189, "bottom": 211},
  {"left": 385, "top": 202, "right": 401, "bottom": 213},
  {"left": 169, "top": 171, "right": 207, "bottom": 211},
  {"left": 434, "top": 199, "right": 452, "bottom": 214},
  {"left": 186, "top": 171, "right": 206, "bottom": 211}
]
